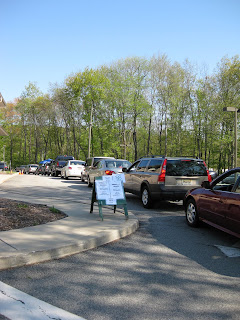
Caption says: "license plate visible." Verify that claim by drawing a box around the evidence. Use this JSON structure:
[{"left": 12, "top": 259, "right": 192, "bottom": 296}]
[{"left": 177, "top": 179, "right": 192, "bottom": 185}]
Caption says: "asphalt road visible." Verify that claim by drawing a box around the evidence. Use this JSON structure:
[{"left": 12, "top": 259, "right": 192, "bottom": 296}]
[{"left": 0, "top": 175, "right": 239, "bottom": 320}]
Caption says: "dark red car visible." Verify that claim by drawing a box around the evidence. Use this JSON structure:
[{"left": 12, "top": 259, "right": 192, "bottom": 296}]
[{"left": 184, "top": 167, "right": 240, "bottom": 238}]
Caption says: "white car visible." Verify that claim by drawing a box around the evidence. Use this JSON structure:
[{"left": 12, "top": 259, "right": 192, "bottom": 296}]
[{"left": 61, "top": 160, "right": 85, "bottom": 180}]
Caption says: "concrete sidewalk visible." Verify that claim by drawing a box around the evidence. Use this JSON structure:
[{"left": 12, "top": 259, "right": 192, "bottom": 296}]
[{"left": 0, "top": 173, "right": 139, "bottom": 319}]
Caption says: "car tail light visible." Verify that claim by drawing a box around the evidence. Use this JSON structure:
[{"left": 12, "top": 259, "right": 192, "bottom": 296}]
[
  {"left": 69, "top": 166, "right": 72, "bottom": 170},
  {"left": 158, "top": 159, "right": 167, "bottom": 183},
  {"left": 57, "top": 162, "right": 59, "bottom": 166},
  {"left": 105, "top": 170, "right": 116, "bottom": 175},
  {"left": 203, "top": 161, "right": 212, "bottom": 182}
]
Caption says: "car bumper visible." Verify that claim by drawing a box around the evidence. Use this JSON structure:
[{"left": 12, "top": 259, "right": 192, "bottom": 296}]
[{"left": 150, "top": 190, "right": 187, "bottom": 201}]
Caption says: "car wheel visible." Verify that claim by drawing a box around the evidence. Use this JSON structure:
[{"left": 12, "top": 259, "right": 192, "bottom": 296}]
[
  {"left": 65, "top": 173, "right": 68, "bottom": 180},
  {"left": 141, "top": 186, "right": 153, "bottom": 209},
  {"left": 87, "top": 176, "right": 92, "bottom": 187},
  {"left": 186, "top": 199, "right": 199, "bottom": 227},
  {"left": 81, "top": 175, "right": 85, "bottom": 182}
]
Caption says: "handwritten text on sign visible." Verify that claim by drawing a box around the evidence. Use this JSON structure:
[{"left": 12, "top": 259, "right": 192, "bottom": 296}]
[{"left": 95, "top": 174, "right": 125, "bottom": 205}]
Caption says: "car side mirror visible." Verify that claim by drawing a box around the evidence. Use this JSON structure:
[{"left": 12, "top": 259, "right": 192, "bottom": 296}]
[
  {"left": 122, "top": 167, "right": 128, "bottom": 172},
  {"left": 201, "top": 181, "right": 211, "bottom": 189}
]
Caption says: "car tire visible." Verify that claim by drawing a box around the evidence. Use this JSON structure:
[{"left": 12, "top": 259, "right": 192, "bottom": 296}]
[
  {"left": 141, "top": 186, "right": 153, "bottom": 209},
  {"left": 81, "top": 175, "right": 85, "bottom": 182},
  {"left": 87, "top": 176, "right": 92, "bottom": 187},
  {"left": 186, "top": 199, "right": 199, "bottom": 227},
  {"left": 65, "top": 173, "right": 68, "bottom": 180}
]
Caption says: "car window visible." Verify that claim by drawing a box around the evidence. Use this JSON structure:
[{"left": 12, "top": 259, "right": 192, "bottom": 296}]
[
  {"left": 105, "top": 161, "right": 115, "bottom": 168},
  {"left": 128, "top": 161, "right": 140, "bottom": 172},
  {"left": 121, "top": 161, "right": 131, "bottom": 168},
  {"left": 116, "top": 160, "right": 131, "bottom": 168},
  {"left": 96, "top": 161, "right": 102, "bottom": 169},
  {"left": 136, "top": 159, "right": 149, "bottom": 172},
  {"left": 166, "top": 160, "right": 207, "bottom": 176},
  {"left": 93, "top": 158, "right": 101, "bottom": 166},
  {"left": 86, "top": 158, "right": 92, "bottom": 166},
  {"left": 234, "top": 178, "right": 240, "bottom": 193},
  {"left": 213, "top": 173, "right": 240, "bottom": 192},
  {"left": 221, "top": 173, "right": 240, "bottom": 184},
  {"left": 146, "top": 159, "right": 163, "bottom": 172},
  {"left": 93, "top": 158, "right": 107, "bottom": 166},
  {"left": 70, "top": 161, "right": 84, "bottom": 165}
]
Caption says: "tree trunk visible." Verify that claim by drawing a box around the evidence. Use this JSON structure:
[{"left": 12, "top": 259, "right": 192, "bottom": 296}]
[{"left": 147, "top": 114, "right": 152, "bottom": 155}]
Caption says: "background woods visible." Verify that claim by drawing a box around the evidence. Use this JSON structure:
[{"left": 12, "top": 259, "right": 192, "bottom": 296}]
[{"left": 1, "top": 54, "right": 240, "bottom": 172}]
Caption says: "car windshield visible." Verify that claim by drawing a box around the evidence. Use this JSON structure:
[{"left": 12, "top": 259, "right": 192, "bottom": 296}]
[
  {"left": 70, "top": 161, "right": 85, "bottom": 165},
  {"left": 93, "top": 158, "right": 113, "bottom": 166},
  {"left": 105, "top": 160, "right": 131, "bottom": 169},
  {"left": 166, "top": 160, "right": 207, "bottom": 176}
]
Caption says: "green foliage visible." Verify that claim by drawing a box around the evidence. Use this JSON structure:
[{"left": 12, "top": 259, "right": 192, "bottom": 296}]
[
  {"left": 49, "top": 206, "right": 61, "bottom": 214},
  {"left": 17, "top": 203, "right": 29, "bottom": 208},
  {"left": 1, "top": 55, "right": 240, "bottom": 171}
]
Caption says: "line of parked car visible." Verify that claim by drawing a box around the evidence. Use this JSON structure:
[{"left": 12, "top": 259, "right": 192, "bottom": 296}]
[
  {"left": 23, "top": 156, "right": 132, "bottom": 183},
  {"left": 18, "top": 154, "right": 240, "bottom": 239}
]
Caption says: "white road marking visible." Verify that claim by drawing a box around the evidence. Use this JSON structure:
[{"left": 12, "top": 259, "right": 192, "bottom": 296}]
[
  {"left": 215, "top": 245, "right": 240, "bottom": 258},
  {"left": 0, "top": 281, "right": 85, "bottom": 320}
]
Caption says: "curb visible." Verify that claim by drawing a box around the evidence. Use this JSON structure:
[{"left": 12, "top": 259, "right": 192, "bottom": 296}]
[
  {"left": 0, "top": 173, "right": 18, "bottom": 184},
  {"left": 0, "top": 214, "right": 139, "bottom": 270}
]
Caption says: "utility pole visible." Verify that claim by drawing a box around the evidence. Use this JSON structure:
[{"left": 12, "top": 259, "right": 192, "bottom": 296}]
[{"left": 88, "top": 101, "right": 93, "bottom": 158}]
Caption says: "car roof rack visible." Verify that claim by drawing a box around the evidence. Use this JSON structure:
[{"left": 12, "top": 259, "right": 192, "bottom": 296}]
[
  {"left": 140, "top": 155, "right": 165, "bottom": 159},
  {"left": 167, "top": 155, "right": 202, "bottom": 159},
  {"left": 139, "top": 155, "right": 202, "bottom": 160}
]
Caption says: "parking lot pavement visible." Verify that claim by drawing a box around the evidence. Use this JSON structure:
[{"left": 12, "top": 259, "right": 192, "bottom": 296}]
[{"left": 0, "top": 173, "right": 139, "bottom": 319}]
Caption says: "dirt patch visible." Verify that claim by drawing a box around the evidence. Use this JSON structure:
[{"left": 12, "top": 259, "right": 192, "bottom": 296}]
[{"left": 0, "top": 198, "right": 67, "bottom": 231}]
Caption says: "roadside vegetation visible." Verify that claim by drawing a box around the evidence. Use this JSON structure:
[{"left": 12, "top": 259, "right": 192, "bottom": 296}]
[{"left": 1, "top": 54, "right": 240, "bottom": 172}]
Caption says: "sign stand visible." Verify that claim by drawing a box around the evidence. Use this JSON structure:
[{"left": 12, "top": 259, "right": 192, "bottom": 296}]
[{"left": 90, "top": 175, "right": 128, "bottom": 221}]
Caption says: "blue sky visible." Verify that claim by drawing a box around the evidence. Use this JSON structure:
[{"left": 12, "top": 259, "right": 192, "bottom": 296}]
[{"left": 1, "top": 0, "right": 240, "bottom": 102}]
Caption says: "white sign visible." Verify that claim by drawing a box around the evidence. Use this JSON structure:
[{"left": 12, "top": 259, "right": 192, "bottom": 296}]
[{"left": 95, "top": 175, "right": 125, "bottom": 205}]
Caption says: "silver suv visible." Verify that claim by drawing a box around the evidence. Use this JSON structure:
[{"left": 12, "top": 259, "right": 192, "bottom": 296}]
[
  {"left": 87, "top": 158, "right": 132, "bottom": 187},
  {"left": 81, "top": 156, "right": 115, "bottom": 183},
  {"left": 122, "top": 156, "right": 212, "bottom": 208},
  {"left": 24, "top": 164, "right": 39, "bottom": 174}
]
